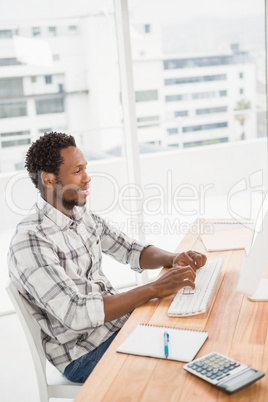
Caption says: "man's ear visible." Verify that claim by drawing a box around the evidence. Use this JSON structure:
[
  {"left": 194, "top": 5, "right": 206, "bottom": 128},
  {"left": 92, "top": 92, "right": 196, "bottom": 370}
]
[{"left": 41, "top": 172, "right": 56, "bottom": 188}]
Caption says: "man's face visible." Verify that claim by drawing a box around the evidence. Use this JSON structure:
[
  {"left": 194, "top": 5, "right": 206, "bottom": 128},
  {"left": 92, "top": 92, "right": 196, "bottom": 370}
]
[{"left": 52, "top": 146, "right": 91, "bottom": 212}]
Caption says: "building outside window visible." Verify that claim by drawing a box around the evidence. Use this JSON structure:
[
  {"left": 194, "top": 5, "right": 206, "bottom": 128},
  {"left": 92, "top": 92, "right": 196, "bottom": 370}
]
[
  {"left": 69, "top": 25, "right": 78, "bottom": 35},
  {"left": 0, "top": 30, "right": 13, "bottom": 39},
  {"left": 174, "top": 110, "right": 188, "bottom": 117},
  {"left": 32, "top": 27, "right": 41, "bottom": 37},
  {"left": 45, "top": 75, "right": 52, "bottom": 84},
  {"left": 164, "top": 74, "right": 227, "bottom": 85},
  {"left": 35, "top": 97, "right": 64, "bottom": 114},
  {"left": 48, "top": 26, "right": 57, "bottom": 36},
  {"left": 196, "top": 106, "right": 228, "bottom": 115},
  {"left": 0, "top": 78, "right": 23, "bottom": 97},
  {"left": 0, "top": 102, "right": 27, "bottom": 118},
  {"left": 144, "top": 24, "right": 151, "bottom": 33},
  {"left": 0, "top": 58, "right": 21, "bottom": 66},
  {"left": 0, "top": 131, "right": 31, "bottom": 148},
  {"left": 135, "top": 89, "right": 158, "bottom": 102},
  {"left": 137, "top": 115, "right": 159, "bottom": 127},
  {"left": 182, "top": 122, "right": 228, "bottom": 133}
]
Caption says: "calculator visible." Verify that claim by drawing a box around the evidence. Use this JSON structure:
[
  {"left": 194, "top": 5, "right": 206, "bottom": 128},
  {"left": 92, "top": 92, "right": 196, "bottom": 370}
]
[{"left": 183, "top": 352, "right": 265, "bottom": 394}]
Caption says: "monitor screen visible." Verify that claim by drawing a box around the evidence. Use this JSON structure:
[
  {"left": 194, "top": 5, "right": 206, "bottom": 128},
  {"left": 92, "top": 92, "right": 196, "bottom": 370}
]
[{"left": 236, "top": 208, "right": 268, "bottom": 301}]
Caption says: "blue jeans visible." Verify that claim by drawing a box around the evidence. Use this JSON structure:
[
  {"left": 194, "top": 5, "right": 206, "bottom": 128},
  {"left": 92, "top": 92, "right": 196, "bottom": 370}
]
[{"left": 63, "top": 330, "right": 120, "bottom": 383}]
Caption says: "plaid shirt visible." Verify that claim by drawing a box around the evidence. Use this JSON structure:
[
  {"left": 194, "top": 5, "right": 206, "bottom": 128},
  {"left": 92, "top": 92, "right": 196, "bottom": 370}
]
[{"left": 8, "top": 195, "right": 148, "bottom": 373}]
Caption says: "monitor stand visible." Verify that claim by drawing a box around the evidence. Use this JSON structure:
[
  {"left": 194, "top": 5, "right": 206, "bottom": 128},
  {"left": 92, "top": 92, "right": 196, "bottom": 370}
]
[{"left": 248, "top": 279, "right": 268, "bottom": 301}]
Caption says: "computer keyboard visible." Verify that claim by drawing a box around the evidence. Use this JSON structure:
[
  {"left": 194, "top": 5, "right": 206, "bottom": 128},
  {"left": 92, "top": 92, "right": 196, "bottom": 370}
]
[{"left": 168, "top": 258, "right": 224, "bottom": 317}]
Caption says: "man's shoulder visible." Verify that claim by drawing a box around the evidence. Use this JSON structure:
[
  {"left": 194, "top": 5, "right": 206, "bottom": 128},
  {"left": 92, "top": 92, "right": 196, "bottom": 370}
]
[{"left": 11, "top": 204, "right": 45, "bottom": 240}]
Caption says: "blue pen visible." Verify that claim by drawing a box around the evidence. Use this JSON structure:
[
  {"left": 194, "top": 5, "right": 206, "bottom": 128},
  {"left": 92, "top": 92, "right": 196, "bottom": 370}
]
[{"left": 164, "top": 331, "right": 169, "bottom": 359}]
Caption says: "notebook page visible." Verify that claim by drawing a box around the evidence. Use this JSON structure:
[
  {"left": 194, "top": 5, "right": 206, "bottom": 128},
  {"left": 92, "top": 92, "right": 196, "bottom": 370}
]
[{"left": 117, "top": 324, "right": 208, "bottom": 362}]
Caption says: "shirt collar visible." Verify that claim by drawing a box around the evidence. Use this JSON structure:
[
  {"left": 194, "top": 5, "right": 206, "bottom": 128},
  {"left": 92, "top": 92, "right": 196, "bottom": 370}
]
[{"left": 36, "top": 194, "right": 86, "bottom": 229}]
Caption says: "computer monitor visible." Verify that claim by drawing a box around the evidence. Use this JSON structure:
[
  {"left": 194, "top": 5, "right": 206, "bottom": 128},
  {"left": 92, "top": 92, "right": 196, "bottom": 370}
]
[{"left": 236, "top": 208, "right": 268, "bottom": 301}]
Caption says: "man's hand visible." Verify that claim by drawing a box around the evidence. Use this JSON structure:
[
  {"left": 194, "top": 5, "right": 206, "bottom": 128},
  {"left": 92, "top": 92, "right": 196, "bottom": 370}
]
[
  {"left": 173, "top": 250, "right": 207, "bottom": 271},
  {"left": 150, "top": 265, "right": 196, "bottom": 299},
  {"left": 103, "top": 264, "right": 197, "bottom": 321}
]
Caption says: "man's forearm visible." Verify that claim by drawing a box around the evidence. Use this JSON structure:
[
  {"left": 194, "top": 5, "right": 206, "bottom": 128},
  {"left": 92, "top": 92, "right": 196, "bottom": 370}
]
[
  {"left": 103, "top": 283, "right": 155, "bottom": 322},
  {"left": 139, "top": 245, "right": 176, "bottom": 270}
]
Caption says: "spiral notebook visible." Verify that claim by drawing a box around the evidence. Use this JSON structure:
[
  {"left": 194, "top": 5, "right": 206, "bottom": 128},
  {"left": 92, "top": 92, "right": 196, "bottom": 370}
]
[{"left": 117, "top": 324, "right": 208, "bottom": 362}]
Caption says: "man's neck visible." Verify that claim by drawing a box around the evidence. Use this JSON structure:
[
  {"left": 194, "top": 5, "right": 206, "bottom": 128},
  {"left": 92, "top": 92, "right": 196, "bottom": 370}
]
[{"left": 43, "top": 194, "right": 73, "bottom": 218}]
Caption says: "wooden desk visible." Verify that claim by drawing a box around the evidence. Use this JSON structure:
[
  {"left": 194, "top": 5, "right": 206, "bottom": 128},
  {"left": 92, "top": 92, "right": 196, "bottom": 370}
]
[{"left": 75, "top": 219, "right": 268, "bottom": 401}]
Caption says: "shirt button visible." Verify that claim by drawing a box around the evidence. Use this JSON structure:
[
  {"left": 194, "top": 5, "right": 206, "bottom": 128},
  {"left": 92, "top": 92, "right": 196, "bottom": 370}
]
[{"left": 77, "top": 223, "right": 86, "bottom": 234}]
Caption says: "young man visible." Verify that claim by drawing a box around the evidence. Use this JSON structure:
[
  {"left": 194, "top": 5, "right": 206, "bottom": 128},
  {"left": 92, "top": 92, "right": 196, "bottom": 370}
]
[{"left": 8, "top": 132, "right": 207, "bottom": 383}]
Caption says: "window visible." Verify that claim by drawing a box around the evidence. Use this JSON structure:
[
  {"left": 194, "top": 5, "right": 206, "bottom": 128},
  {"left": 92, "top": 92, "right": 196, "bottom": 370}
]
[
  {"left": 69, "top": 25, "right": 78, "bottom": 35},
  {"left": 32, "top": 27, "right": 41, "bottom": 37},
  {"left": 53, "top": 54, "right": 60, "bottom": 61},
  {"left": 166, "top": 90, "right": 227, "bottom": 102},
  {"left": 239, "top": 72, "right": 244, "bottom": 79},
  {"left": 137, "top": 115, "right": 159, "bottom": 127},
  {"left": 165, "top": 94, "right": 184, "bottom": 102},
  {"left": 174, "top": 110, "right": 188, "bottom": 117},
  {"left": 1, "top": 138, "right": 31, "bottom": 148},
  {"left": 31, "top": 76, "right": 37, "bottom": 83},
  {"left": 144, "top": 24, "right": 151, "bottom": 33},
  {"left": 0, "top": 131, "right": 31, "bottom": 148},
  {"left": 0, "top": 30, "right": 13, "bottom": 39},
  {"left": 135, "top": 89, "right": 158, "bottom": 102},
  {"left": 163, "top": 55, "right": 239, "bottom": 70},
  {"left": 240, "top": 88, "right": 244, "bottom": 95},
  {"left": 184, "top": 137, "right": 229, "bottom": 148},
  {"left": 0, "top": 78, "right": 23, "bottom": 97},
  {"left": 192, "top": 90, "right": 227, "bottom": 99},
  {"left": 48, "top": 26, "right": 57, "bottom": 36},
  {"left": 196, "top": 106, "right": 228, "bottom": 115},
  {"left": 164, "top": 74, "right": 227, "bottom": 85},
  {"left": 0, "top": 58, "right": 21, "bottom": 66},
  {"left": 58, "top": 84, "right": 64, "bottom": 93},
  {"left": 167, "top": 128, "right": 179, "bottom": 135},
  {"left": 45, "top": 75, "right": 52, "bottom": 84},
  {"left": 38, "top": 128, "right": 52, "bottom": 134},
  {"left": 0, "top": 102, "right": 27, "bottom": 118},
  {"left": 35, "top": 97, "right": 64, "bottom": 114},
  {"left": 182, "top": 122, "right": 228, "bottom": 133}
]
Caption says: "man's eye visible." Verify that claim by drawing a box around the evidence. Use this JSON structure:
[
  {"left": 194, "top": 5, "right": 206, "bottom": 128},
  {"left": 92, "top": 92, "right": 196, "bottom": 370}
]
[{"left": 74, "top": 170, "right": 80, "bottom": 174}]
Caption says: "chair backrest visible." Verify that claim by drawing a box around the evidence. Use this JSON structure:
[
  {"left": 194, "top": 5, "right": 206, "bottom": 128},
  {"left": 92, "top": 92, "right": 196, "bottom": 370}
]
[{"left": 5, "top": 279, "right": 49, "bottom": 399}]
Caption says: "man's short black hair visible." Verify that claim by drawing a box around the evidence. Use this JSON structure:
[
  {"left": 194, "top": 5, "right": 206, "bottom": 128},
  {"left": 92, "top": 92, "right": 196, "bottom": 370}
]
[{"left": 25, "top": 132, "right": 76, "bottom": 192}]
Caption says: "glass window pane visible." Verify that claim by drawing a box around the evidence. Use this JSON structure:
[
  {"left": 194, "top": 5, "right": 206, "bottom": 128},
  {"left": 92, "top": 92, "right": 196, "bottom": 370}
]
[
  {"left": 128, "top": 0, "right": 267, "bottom": 281},
  {"left": 0, "top": 1, "right": 135, "bottom": 312}
]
